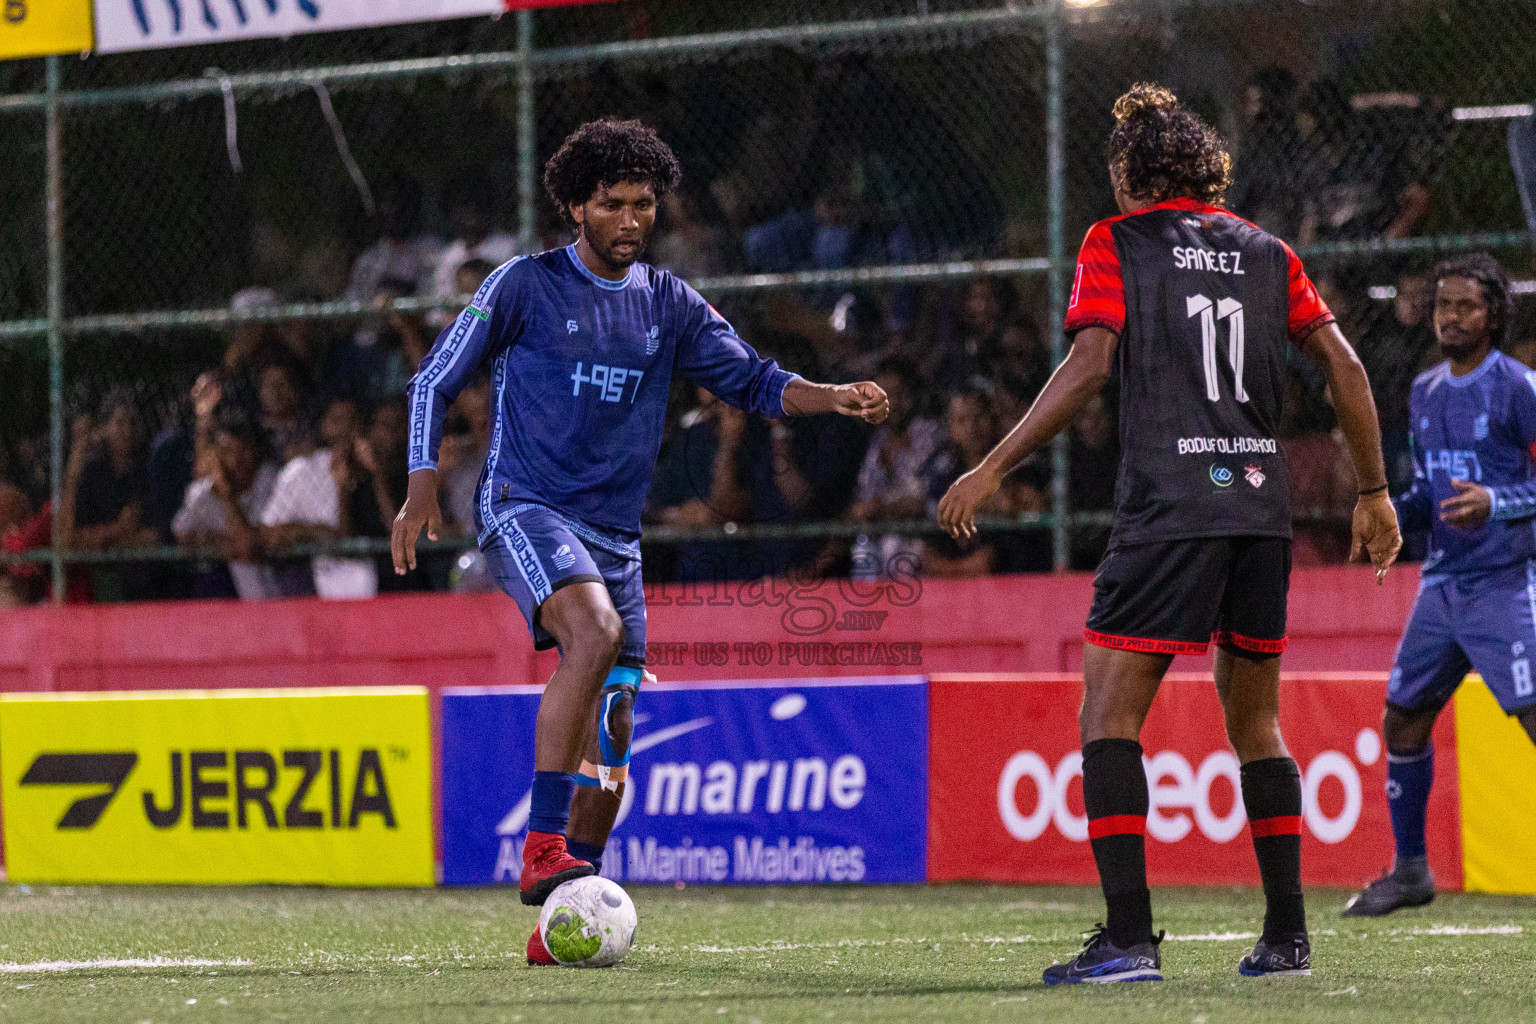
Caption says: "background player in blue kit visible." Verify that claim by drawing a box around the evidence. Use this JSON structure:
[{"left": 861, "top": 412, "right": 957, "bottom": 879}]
[
  {"left": 390, "top": 119, "right": 889, "bottom": 962},
  {"left": 1345, "top": 253, "right": 1536, "bottom": 916}
]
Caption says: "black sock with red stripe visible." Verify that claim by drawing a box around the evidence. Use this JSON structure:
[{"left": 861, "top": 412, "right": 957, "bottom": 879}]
[
  {"left": 1241, "top": 756, "right": 1306, "bottom": 942},
  {"left": 1082, "top": 737, "right": 1152, "bottom": 948}
]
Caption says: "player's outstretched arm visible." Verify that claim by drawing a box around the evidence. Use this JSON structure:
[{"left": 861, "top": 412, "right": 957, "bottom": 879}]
[
  {"left": 780, "top": 378, "right": 889, "bottom": 423},
  {"left": 391, "top": 468, "right": 444, "bottom": 575},
  {"left": 938, "top": 326, "right": 1118, "bottom": 541},
  {"left": 1298, "top": 321, "right": 1402, "bottom": 582}
]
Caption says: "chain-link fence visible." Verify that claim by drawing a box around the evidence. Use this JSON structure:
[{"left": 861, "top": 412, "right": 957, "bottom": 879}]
[{"left": 0, "top": 0, "right": 1531, "bottom": 604}]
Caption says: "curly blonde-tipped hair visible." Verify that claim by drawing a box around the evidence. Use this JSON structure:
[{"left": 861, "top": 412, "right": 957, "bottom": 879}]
[{"left": 1106, "top": 83, "right": 1232, "bottom": 205}]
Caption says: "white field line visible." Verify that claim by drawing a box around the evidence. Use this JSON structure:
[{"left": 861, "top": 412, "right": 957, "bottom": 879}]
[
  {"left": 10, "top": 924, "right": 1520, "bottom": 971},
  {"left": 671, "top": 923, "right": 1523, "bottom": 955},
  {"left": 0, "top": 957, "right": 251, "bottom": 974},
  {"left": 998, "top": 901, "right": 1078, "bottom": 912},
  {"left": 678, "top": 933, "right": 1264, "bottom": 954}
]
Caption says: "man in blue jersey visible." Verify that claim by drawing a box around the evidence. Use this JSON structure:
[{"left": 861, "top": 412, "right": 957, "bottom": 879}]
[
  {"left": 1345, "top": 253, "right": 1536, "bottom": 916},
  {"left": 390, "top": 119, "right": 889, "bottom": 959}
]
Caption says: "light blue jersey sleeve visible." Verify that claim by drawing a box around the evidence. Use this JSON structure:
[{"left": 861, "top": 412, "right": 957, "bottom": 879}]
[
  {"left": 1489, "top": 366, "right": 1536, "bottom": 522},
  {"left": 1394, "top": 441, "right": 1434, "bottom": 533},
  {"left": 671, "top": 277, "right": 800, "bottom": 419},
  {"left": 406, "top": 259, "right": 524, "bottom": 472}
]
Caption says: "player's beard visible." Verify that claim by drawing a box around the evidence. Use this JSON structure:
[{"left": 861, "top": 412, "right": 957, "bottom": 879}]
[
  {"left": 1438, "top": 330, "right": 1490, "bottom": 363},
  {"left": 586, "top": 222, "right": 649, "bottom": 271}
]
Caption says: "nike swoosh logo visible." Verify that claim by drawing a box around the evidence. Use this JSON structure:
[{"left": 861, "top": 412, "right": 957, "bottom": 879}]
[{"left": 494, "top": 716, "right": 716, "bottom": 835}]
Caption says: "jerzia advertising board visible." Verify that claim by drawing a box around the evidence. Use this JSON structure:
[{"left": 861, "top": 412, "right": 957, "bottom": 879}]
[
  {"left": 441, "top": 677, "right": 928, "bottom": 886},
  {"left": 0, "top": 688, "right": 433, "bottom": 885}
]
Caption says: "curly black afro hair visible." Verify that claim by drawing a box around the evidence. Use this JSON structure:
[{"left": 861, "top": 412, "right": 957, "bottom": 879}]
[
  {"left": 1106, "top": 83, "right": 1232, "bottom": 206},
  {"left": 543, "top": 117, "right": 683, "bottom": 223},
  {"left": 1434, "top": 252, "right": 1515, "bottom": 347}
]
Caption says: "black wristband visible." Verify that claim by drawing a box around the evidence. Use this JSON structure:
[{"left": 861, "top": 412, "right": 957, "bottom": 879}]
[{"left": 1358, "top": 483, "right": 1389, "bottom": 497}]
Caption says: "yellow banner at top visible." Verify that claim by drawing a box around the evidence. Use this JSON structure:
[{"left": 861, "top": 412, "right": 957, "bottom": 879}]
[{"left": 1, "top": 0, "right": 93, "bottom": 61}]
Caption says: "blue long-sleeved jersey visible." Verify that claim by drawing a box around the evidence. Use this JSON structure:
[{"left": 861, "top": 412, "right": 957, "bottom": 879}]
[
  {"left": 1394, "top": 350, "right": 1536, "bottom": 579},
  {"left": 407, "top": 246, "right": 799, "bottom": 541}
]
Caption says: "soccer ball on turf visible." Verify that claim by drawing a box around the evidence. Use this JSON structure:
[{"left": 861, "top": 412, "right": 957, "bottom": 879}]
[{"left": 538, "top": 876, "right": 638, "bottom": 968}]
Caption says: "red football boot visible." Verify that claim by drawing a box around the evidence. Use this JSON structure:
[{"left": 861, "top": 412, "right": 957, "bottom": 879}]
[
  {"left": 527, "top": 925, "right": 558, "bottom": 966},
  {"left": 519, "top": 831, "right": 595, "bottom": 906}
]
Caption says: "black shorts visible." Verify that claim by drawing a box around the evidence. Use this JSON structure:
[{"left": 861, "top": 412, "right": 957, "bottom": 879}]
[{"left": 1084, "top": 536, "right": 1291, "bottom": 657}]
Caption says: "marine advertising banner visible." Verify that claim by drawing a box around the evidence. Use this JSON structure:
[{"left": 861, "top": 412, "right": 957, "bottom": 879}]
[
  {"left": 441, "top": 676, "right": 928, "bottom": 886},
  {"left": 0, "top": 688, "right": 434, "bottom": 885}
]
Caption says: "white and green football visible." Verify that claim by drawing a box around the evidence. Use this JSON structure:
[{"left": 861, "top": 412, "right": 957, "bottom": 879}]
[{"left": 538, "top": 876, "right": 638, "bottom": 968}]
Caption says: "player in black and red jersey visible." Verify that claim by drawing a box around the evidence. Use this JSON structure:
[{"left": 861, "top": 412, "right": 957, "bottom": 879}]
[{"left": 939, "top": 84, "right": 1402, "bottom": 983}]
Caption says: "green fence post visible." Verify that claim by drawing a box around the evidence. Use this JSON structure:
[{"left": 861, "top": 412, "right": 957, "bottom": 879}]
[
  {"left": 517, "top": 10, "right": 538, "bottom": 257},
  {"left": 45, "top": 55, "right": 65, "bottom": 603},
  {"left": 1046, "top": 0, "right": 1069, "bottom": 571}
]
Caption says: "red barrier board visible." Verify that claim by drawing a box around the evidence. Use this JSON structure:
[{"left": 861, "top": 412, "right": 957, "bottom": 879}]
[
  {"left": 0, "top": 568, "right": 1421, "bottom": 694},
  {"left": 928, "top": 673, "right": 1462, "bottom": 890}
]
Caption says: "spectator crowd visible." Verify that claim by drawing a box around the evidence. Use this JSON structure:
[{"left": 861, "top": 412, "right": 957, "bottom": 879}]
[{"left": 0, "top": 66, "right": 1522, "bottom": 605}]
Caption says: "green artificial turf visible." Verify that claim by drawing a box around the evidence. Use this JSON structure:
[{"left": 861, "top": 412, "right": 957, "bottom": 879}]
[{"left": 1, "top": 883, "right": 1533, "bottom": 1022}]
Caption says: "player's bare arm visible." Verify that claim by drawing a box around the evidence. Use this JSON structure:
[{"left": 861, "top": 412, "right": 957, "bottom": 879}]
[
  {"left": 937, "top": 326, "right": 1118, "bottom": 540},
  {"left": 1297, "top": 321, "right": 1403, "bottom": 580},
  {"left": 780, "top": 377, "right": 889, "bottom": 423},
  {"left": 391, "top": 468, "right": 444, "bottom": 575}
]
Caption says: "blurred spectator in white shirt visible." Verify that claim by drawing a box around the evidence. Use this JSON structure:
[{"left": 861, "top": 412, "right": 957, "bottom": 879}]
[
  {"left": 256, "top": 362, "right": 316, "bottom": 464},
  {"left": 651, "top": 192, "right": 727, "bottom": 280},
  {"left": 348, "top": 177, "right": 442, "bottom": 303},
  {"left": 172, "top": 409, "right": 280, "bottom": 600},
  {"left": 223, "top": 287, "right": 283, "bottom": 373},
  {"left": 848, "top": 359, "right": 940, "bottom": 579},
  {"left": 259, "top": 397, "right": 387, "bottom": 599},
  {"left": 453, "top": 259, "right": 496, "bottom": 305},
  {"left": 428, "top": 185, "right": 517, "bottom": 327}
]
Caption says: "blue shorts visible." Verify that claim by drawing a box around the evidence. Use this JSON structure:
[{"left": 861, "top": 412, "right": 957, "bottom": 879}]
[
  {"left": 1388, "top": 561, "right": 1536, "bottom": 715},
  {"left": 481, "top": 502, "right": 647, "bottom": 666}
]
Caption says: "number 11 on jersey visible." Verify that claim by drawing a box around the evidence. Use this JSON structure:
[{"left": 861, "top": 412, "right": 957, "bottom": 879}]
[{"left": 1187, "top": 294, "right": 1248, "bottom": 404}]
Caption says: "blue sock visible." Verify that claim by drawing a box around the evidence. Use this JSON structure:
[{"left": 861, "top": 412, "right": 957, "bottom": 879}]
[
  {"left": 1386, "top": 746, "right": 1434, "bottom": 860},
  {"left": 529, "top": 771, "right": 576, "bottom": 836},
  {"left": 568, "top": 839, "right": 605, "bottom": 872}
]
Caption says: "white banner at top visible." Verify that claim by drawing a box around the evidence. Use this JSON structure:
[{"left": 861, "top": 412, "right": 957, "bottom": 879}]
[{"left": 95, "top": 0, "right": 507, "bottom": 54}]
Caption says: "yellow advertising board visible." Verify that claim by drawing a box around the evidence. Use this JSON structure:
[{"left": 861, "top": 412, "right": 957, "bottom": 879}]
[
  {"left": 0, "top": 0, "right": 93, "bottom": 61},
  {"left": 0, "top": 688, "right": 434, "bottom": 886},
  {"left": 1455, "top": 678, "right": 1536, "bottom": 894}
]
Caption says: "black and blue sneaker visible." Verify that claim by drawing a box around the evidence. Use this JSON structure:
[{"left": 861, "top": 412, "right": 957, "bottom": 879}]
[
  {"left": 1342, "top": 858, "right": 1436, "bottom": 917},
  {"left": 1042, "top": 925, "right": 1164, "bottom": 985},
  {"left": 1238, "top": 933, "right": 1311, "bottom": 977}
]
